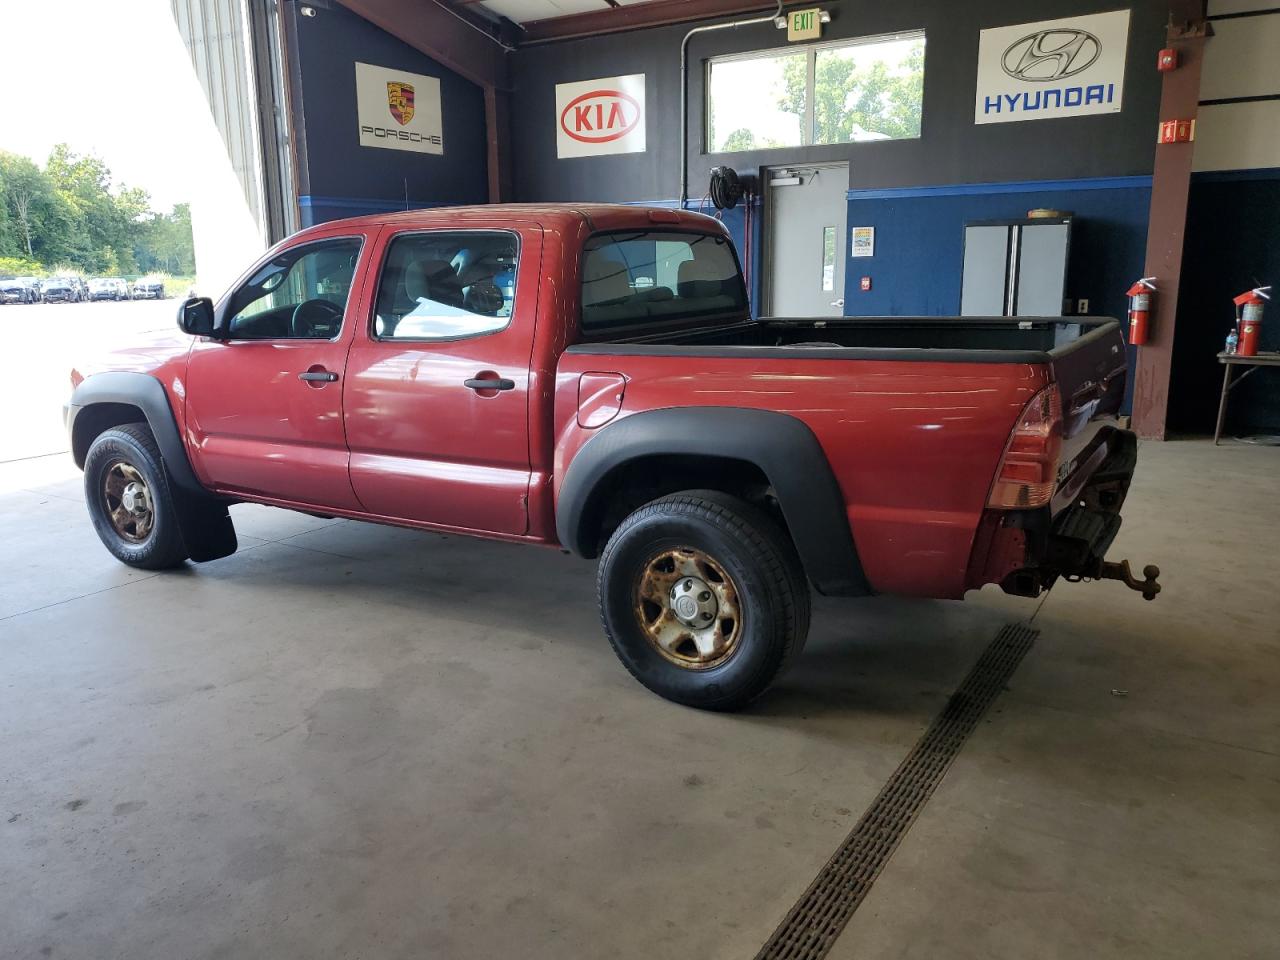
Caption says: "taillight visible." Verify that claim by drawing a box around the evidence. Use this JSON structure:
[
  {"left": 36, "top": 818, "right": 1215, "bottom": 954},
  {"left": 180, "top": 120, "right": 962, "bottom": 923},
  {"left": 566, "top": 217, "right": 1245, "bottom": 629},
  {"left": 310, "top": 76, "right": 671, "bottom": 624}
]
[{"left": 988, "top": 385, "right": 1063, "bottom": 509}]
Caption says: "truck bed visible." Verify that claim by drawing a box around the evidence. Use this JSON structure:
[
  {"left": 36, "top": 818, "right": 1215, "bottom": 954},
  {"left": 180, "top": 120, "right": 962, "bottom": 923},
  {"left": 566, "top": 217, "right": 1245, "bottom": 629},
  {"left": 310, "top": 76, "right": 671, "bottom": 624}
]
[
  {"left": 571, "top": 315, "right": 1121, "bottom": 365},
  {"left": 558, "top": 315, "right": 1130, "bottom": 599}
]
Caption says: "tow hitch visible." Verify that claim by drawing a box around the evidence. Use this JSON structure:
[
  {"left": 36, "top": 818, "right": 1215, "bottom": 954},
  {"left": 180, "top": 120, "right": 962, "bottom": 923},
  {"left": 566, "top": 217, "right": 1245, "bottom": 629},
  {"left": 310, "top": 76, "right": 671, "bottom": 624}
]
[{"left": 1073, "top": 558, "right": 1162, "bottom": 601}]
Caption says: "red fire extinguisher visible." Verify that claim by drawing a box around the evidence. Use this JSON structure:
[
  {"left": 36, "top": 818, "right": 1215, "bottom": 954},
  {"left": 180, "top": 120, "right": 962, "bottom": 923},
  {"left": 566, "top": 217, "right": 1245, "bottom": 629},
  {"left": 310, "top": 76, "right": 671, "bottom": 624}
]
[
  {"left": 1126, "top": 277, "right": 1157, "bottom": 345},
  {"left": 1233, "top": 286, "right": 1271, "bottom": 357}
]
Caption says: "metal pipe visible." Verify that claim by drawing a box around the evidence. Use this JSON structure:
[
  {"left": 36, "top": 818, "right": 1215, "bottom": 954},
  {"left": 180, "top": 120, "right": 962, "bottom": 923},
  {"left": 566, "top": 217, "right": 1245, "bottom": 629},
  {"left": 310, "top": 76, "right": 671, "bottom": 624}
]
[
  {"left": 431, "top": 0, "right": 517, "bottom": 51},
  {"left": 679, "top": 1, "right": 784, "bottom": 207}
]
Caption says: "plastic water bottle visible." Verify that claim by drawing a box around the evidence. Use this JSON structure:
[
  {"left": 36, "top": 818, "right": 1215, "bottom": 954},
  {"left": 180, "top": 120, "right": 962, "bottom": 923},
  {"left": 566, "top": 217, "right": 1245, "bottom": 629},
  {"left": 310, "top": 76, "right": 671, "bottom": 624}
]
[{"left": 1225, "top": 326, "right": 1239, "bottom": 355}]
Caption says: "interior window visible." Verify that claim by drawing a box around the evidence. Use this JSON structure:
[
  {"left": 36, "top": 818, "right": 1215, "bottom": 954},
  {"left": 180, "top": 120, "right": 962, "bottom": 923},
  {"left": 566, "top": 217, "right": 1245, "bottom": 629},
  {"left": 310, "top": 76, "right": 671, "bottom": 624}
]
[
  {"left": 225, "top": 239, "right": 362, "bottom": 340},
  {"left": 581, "top": 230, "right": 747, "bottom": 332},
  {"left": 373, "top": 231, "right": 517, "bottom": 341}
]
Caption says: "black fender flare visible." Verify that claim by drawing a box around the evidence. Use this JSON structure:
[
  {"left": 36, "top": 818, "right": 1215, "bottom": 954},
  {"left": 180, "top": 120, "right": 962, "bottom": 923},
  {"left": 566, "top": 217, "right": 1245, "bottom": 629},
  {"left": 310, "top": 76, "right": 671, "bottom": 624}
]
[
  {"left": 67, "top": 371, "right": 206, "bottom": 497},
  {"left": 556, "top": 407, "right": 871, "bottom": 596}
]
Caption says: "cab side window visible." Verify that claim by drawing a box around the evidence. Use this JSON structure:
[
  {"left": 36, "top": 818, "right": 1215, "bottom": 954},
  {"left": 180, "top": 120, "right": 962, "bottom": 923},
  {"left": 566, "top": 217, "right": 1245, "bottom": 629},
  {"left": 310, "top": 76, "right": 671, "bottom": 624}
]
[
  {"left": 225, "top": 238, "right": 363, "bottom": 340},
  {"left": 373, "top": 231, "right": 517, "bottom": 341}
]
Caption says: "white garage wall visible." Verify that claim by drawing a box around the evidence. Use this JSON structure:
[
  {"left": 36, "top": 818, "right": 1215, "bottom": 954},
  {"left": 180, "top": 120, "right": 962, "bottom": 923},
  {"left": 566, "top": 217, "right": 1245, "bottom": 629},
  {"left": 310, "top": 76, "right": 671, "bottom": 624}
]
[
  {"left": 168, "top": 0, "right": 271, "bottom": 296},
  {"left": 1194, "top": 3, "right": 1280, "bottom": 173}
]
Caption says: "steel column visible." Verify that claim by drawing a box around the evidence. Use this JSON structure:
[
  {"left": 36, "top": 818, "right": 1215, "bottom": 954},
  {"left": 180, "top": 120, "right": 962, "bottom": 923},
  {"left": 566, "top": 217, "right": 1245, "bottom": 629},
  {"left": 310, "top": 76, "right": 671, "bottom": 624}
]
[{"left": 1131, "top": 12, "right": 1209, "bottom": 439}]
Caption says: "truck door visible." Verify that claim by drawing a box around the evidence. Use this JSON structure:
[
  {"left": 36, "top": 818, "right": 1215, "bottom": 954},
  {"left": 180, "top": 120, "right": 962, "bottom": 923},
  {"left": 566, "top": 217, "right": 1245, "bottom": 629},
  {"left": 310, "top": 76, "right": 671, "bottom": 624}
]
[
  {"left": 184, "top": 233, "right": 371, "bottom": 510},
  {"left": 342, "top": 225, "right": 539, "bottom": 535}
]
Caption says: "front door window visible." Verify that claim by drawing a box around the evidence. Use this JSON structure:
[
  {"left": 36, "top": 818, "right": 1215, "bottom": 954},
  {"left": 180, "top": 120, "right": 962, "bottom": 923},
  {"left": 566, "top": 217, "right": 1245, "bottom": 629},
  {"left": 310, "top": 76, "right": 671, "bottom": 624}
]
[{"left": 225, "top": 239, "right": 363, "bottom": 340}]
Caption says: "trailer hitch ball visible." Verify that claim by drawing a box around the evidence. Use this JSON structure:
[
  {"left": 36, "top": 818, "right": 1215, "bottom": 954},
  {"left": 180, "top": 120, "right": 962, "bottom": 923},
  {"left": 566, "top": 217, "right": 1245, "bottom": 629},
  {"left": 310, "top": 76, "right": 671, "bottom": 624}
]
[{"left": 1098, "top": 559, "right": 1162, "bottom": 601}]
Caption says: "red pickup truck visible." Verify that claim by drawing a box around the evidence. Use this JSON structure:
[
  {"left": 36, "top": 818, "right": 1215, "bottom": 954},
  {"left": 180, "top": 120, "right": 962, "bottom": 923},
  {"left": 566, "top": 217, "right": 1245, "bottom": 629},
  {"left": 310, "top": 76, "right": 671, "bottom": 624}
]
[{"left": 66, "top": 204, "right": 1158, "bottom": 709}]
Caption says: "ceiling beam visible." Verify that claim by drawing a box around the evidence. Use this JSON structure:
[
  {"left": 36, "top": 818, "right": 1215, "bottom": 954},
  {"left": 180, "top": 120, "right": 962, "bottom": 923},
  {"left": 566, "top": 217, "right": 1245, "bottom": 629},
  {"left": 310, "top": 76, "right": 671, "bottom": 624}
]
[
  {"left": 334, "top": 0, "right": 509, "bottom": 89},
  {"left": 519, "top": 0, "right": 784, "bottom": 44}
]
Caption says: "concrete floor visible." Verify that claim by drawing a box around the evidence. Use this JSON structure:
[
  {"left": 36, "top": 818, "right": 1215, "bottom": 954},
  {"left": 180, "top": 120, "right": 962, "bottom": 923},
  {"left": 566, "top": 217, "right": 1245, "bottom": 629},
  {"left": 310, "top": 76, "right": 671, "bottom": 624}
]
[{"left": 1, "top": 438, "right": 1277, "bottom": 959}]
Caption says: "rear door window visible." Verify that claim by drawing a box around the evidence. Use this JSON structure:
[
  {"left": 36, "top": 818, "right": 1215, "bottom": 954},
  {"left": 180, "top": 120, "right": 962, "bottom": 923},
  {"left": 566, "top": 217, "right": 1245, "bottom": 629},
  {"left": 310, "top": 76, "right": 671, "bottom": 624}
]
[
  {"left": 581, "top": 230, "right": 747, "bottom": 334},
  {"left": 373, "top": 231, "right": 518, "bottom": 341}
]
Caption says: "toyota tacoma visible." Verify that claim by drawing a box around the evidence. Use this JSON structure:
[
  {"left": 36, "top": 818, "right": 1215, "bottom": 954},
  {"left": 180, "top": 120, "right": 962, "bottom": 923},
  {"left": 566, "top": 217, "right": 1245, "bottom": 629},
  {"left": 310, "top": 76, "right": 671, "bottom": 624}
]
[{"left": 65, "top": 205, "right": 1159, "bottom": 709}]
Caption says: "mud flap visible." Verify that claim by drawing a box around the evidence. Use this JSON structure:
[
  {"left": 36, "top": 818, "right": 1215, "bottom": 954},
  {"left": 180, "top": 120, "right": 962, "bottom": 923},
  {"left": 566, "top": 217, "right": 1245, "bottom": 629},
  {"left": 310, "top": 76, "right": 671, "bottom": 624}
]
[{"left": 173, "top": 489, "right": 238, "bottom": 563}]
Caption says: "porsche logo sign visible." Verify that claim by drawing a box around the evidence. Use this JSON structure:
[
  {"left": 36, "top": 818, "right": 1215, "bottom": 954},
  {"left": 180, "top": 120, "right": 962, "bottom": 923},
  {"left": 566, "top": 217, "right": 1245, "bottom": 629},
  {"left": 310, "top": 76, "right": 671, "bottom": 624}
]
[
  {"left": 355, "top": 63, "right": 442, "bottom": 154},
  {"left": 386, "top": 81, "right": 415, "bottom": 126},
  {"left": 555, "top": 74, "right": 646, "bottom": 158}
]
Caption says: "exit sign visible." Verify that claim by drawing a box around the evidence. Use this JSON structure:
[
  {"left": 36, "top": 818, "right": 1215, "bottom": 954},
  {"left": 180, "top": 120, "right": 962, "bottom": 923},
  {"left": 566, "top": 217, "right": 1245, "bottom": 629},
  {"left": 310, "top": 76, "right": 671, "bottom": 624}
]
[{"left": 788, "top": 8, "right": 822, "bottom": 41}]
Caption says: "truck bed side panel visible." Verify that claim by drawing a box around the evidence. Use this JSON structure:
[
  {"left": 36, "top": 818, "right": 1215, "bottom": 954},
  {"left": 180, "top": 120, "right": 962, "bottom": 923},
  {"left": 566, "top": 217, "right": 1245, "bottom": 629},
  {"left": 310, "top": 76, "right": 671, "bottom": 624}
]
[{"left": 554, "top": 353, "right": 1047, "bottom": 598}]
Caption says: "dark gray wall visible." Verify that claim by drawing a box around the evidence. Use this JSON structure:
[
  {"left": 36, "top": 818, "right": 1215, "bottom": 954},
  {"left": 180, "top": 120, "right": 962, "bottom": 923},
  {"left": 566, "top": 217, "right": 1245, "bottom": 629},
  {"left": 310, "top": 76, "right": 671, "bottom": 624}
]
[
  {"left": 285, "top": 0, "right": 488, "bottom": 224},
  {"left": 511, "top": 0, "right": 1170, "bottom": 202}
]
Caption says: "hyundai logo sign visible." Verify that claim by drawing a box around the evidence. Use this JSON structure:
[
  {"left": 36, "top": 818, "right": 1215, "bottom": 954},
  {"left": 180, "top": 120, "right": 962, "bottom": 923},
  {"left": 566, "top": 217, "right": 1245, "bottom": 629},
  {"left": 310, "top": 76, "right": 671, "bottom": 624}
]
[
  {"left": 975, "top": 11, "right": 1129, "bottom": 124},
  {"left": 1001, "top": 29, "right": 1102, "bottom": 82}
]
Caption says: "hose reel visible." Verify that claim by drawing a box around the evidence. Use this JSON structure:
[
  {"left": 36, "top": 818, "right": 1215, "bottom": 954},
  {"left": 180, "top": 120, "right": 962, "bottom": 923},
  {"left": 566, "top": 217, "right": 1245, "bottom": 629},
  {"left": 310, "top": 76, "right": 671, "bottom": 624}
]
[{"left": 708, "top": 166, "right": 758, "bottom": 210}]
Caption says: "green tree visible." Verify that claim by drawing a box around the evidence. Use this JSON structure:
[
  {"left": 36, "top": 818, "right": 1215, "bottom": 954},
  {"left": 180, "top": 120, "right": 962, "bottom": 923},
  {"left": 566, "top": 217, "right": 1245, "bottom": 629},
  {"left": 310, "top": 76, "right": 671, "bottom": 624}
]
[
  {"left": 46, "top": 144, "right": 151, "bottom": 273},
  {"left": 0, "top": 146, "right": 192, "bottom": 277},
  {"left": 723, "top": 128, "right": 759, "bottom": 152},
  {"left": 134, "top": 203, "right": 195, "bottom": 276},
  {"left": 780, "top": 41, "right": 924, "bottom": 144},
  {"left": 0, "top": 152, "right": 68, "bottom": 262}
]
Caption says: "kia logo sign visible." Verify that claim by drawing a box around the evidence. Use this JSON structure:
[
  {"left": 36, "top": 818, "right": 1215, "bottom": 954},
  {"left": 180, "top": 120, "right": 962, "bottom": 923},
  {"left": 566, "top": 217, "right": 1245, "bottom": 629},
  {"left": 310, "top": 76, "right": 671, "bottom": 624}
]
[
  {"left": 560, "top": 89, "right": 640, "bottom": 144},
  {"left": 555, "top": 73, "right": 646, "bottom": 158},
  {"left": 1001, "top": 28, "right": 1101, "bottom": 81}
]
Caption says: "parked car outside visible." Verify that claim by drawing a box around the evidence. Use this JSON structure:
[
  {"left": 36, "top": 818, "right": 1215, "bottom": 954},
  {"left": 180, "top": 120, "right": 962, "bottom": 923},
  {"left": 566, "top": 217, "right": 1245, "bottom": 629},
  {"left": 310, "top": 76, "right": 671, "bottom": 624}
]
[
  {"left": 63, "top": 204, "right": 1161, "bottom": 710},
  {"left": 131, "top": 277, "right": 166, "bottom": 300},
  {"left": 40, "top": 276, "right": 80, "bottom": 303},
  {"left": 89, "top": 278, "right": 129, "bottom": 301},
  {"left": 0, "top": 277, "right": 39, "bottom": 304}
]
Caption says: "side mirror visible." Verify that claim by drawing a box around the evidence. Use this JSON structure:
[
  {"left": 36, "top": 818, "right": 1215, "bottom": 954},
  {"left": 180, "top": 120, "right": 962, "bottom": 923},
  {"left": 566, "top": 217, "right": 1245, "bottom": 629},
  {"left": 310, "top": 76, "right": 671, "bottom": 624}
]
[{"left": 177, "top": 296, "right": 216, "bottom": 337}]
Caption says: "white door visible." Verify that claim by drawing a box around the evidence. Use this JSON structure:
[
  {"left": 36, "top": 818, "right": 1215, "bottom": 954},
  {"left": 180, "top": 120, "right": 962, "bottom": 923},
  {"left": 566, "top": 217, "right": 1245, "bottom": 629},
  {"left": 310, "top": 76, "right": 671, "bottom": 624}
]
[{"left": 765, "top": 163, "right": 849, "bottom": 316}]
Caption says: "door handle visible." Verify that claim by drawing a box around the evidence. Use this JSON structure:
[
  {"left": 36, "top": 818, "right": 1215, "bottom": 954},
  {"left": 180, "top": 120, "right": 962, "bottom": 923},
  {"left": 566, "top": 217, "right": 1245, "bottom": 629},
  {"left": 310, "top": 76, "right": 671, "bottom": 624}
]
[
  {"left": 464, "top": 377, "right": 515, "bottom": 391},
  {"left": 298, "top": 370, "right": 338, "bottom": 382},
  {"left": 830, "top": 299, "right": 845, "bottom": 307}
]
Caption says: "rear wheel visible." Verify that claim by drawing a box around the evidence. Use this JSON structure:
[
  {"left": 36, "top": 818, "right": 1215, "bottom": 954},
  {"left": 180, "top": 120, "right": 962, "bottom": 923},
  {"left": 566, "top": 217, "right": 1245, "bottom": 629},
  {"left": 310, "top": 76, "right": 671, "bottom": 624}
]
[
  {"left": 84, "top": 424, "right": 189, "bottom": 569},
  {"left": 597, "top": 490, "right": 810, "bottom": 711}
]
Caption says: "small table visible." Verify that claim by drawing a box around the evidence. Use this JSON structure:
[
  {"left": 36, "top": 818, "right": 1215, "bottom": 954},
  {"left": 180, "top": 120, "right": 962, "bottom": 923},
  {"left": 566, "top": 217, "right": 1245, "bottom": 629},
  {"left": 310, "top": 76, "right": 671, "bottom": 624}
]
[{"left": 1215, "top": 351, "right": 1280, "bottom": 444}]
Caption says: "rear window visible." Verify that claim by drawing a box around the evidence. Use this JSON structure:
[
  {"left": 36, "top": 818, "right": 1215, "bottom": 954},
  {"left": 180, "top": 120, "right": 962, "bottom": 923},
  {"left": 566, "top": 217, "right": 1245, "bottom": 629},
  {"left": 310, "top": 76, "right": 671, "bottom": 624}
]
[{"left": 580, "top": 230, "right": 747, "bottom": 333}]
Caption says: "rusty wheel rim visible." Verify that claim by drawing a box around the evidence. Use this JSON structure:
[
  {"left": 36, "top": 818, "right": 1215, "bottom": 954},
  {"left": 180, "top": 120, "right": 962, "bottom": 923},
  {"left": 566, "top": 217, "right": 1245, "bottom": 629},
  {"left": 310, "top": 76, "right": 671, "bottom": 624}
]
[
  {"left": 103, "top": 461, "right": 154, "bottom": 543},
  {"left": 634, "top": 547, "right": 742, "bottom": 670}
]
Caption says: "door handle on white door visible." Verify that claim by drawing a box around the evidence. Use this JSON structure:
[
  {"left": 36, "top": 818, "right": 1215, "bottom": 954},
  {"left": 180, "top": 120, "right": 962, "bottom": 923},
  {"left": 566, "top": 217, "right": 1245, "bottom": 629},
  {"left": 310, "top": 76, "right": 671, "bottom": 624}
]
[{"left": 830, "top": 299, "right": 845, "bottom": 307}]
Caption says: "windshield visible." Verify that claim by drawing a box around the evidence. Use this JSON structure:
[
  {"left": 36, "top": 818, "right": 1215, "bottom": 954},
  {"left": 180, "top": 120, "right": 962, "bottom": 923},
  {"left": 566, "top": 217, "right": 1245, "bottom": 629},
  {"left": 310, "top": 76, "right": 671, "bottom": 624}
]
[{"left": 580, "top": 230, "right": 748, "bottom": 334}]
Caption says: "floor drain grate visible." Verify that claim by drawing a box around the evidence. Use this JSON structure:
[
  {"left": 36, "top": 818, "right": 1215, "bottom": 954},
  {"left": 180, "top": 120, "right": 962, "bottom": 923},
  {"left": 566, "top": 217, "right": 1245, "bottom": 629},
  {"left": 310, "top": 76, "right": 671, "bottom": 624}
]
[{"left": 754, "top": 621, "right": 1039, "bottom": 960}]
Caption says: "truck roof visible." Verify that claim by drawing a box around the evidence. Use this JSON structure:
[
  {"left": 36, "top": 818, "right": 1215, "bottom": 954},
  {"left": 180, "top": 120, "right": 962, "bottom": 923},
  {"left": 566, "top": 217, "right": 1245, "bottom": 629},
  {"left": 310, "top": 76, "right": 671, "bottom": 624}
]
[{"left": 291, "top": 203, "right": 728, "bottom": 240}]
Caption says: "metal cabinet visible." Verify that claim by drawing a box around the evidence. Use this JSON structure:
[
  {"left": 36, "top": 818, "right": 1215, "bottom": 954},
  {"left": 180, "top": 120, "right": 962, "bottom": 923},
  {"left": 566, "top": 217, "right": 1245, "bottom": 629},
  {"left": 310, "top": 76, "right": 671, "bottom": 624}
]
[{"left": 960, "top": 217, "right": 1072, "bottom": 317}]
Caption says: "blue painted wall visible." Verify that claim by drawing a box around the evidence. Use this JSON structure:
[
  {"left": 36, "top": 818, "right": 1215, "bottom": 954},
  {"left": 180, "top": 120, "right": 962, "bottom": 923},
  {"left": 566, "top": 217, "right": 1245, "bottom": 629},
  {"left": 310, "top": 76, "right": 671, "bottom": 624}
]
[
  {"left": 838, "top": 178, "right": 1152, "bottom": 320},
  {"left": 833, "top": 178, "right": 1151, "bottom": 413}
]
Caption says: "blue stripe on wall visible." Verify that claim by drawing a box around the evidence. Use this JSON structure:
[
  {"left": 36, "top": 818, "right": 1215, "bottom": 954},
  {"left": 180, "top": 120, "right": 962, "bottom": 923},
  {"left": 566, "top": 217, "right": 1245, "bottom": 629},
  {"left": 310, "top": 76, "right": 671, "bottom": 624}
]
[
  {"left": 297, "top": 195, "right": 450, "bottom": 228},
  {"left": 846, "top": 175, "right": 1153, "bottom": 201}
]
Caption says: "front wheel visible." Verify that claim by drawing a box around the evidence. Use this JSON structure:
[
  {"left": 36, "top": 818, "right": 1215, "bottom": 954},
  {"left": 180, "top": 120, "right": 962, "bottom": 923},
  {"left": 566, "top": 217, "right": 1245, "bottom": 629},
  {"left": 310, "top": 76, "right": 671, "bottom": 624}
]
[
  {"left": 84, "top": 424, "right": 190, "bottom": 569},
  {"left": 597, "top": 490, "right": 810, "bottom": 711}
]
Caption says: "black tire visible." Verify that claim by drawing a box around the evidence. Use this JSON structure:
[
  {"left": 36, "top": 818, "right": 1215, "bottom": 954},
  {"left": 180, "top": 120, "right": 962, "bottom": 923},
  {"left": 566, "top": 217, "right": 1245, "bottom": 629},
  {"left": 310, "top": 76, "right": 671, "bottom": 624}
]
[
  {"left": 84, "top": 424, "right": 190, "bottom": 569},
  {"left": 597, "top": 490, "right": 811, "bottom": 711}
]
